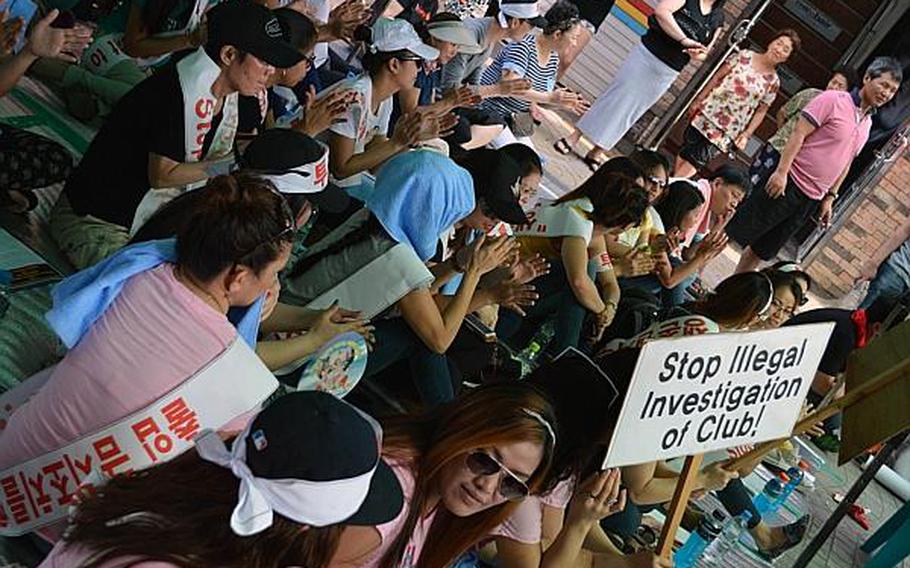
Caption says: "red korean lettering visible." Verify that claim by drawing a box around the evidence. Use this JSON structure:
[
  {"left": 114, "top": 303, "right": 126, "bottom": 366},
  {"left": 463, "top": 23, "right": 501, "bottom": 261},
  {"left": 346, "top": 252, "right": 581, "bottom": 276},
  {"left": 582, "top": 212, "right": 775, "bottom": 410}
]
[
  {"left": 23, "top": 470, "right": 52, "bottom": 516},
  {"left": 43, "top": 460, "right": 78, "bottom": 506},
  {"left": 599, "top": 252, "right": 613, "bottom": 269},
  {"left": 683, "top": 317, "right": 709, "bottom": 336},
  {"left": 1, "top": 475, "right": 31, "bottom": 525},
  {"left": 93, "top": 436, "right": 133, "bottom": 477},
  {"left": 160, "top": 398, "right": 200, "bottom": 442},
  {"left": 195, "top": 98, "right": 214, "bottom": 119},
  {"left": 658, "top": 321, "right": 682, "bottom": 338},
  {"left": 315, "top": 160, "right": 328, "bottom": 186},
  {"left": 131, "top": 418, "right": 174, "bottom": 463}
]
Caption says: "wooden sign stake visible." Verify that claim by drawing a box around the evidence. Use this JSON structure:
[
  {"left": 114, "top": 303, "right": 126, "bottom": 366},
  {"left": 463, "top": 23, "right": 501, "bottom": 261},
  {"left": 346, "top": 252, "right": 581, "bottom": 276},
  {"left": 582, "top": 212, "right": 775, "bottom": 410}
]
[{"left": 656, "top": 454, "right": 704, "bottom": 559}]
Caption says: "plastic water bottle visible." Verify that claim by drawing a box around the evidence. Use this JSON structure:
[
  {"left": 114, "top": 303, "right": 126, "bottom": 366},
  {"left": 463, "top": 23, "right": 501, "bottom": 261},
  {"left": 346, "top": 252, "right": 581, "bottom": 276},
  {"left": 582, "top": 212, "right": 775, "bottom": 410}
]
[
  {"left": 752, "top": 478, "right": 784, "bottom": 515},
  {"left": 674, "top": 512, "right": 723, "bottom": 568},
  {"left": 516, "top": 342, "right": 542, "bottom": 377},
  {"left": 703, "top": 510, "right": 752, "bottom": 565},
  {"left": 700, "top": 511, "right": 728, "bottom": 565},
  {"left": 778, "top": 466, "right": 805, "bottom": 505}
]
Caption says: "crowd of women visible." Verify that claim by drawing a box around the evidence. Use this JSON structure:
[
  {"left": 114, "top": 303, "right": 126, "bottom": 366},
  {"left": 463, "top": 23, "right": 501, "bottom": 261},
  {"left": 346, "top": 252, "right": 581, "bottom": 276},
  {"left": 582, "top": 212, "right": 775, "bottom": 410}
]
[{"left": 0, "top": 0, "right": 905, "bottom": 566}]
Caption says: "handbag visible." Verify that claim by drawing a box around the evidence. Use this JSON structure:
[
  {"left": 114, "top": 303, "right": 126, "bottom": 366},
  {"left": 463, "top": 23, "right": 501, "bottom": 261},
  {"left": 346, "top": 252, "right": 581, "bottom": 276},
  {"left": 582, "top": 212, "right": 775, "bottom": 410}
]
[{"left": 508, "top": 111, "right": 536, "bottom": 137}]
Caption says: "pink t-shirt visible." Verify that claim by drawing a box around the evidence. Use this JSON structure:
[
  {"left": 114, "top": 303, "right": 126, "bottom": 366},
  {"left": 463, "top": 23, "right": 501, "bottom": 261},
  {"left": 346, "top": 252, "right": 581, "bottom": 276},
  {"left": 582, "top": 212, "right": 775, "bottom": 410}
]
[
  {"left": 493, "top": 476, "right": 575, "bottom": 544},
  {"left": 790, "top": 91, "right": 871, "bottom": 200},
  {"left": 681, "top": 178, "right": 713, "bottom": 247},
  {"left": 0, "top": 264, "right": 236, "bottom": 472},
  {"left": 39, "top": 544, "right": 178, "bottom": 568},
  {"left": 361, "top": 458, "right": 437, "bottom": 568}
]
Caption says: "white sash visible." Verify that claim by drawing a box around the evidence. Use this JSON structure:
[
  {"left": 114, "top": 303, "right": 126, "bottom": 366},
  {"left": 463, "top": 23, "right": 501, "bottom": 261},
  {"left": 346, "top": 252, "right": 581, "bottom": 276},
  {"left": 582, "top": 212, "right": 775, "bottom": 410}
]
[
  {"left": 514, "top": 199, "right": 594, "bottom": 244},
  {"left": 596, "top": 315, "right": 720, "bottom": 358},
  {"left": 0, "top": 339, "right": 278, "bottom": 535},
  {"left": 304, "top": 243, "right": 433, "bottom": 319},
  {"left": 81, "top": 33, "right": 133, "bottom": 75},
  {"left": 129, "top": 48, "right": 239, "bottom": 235}
]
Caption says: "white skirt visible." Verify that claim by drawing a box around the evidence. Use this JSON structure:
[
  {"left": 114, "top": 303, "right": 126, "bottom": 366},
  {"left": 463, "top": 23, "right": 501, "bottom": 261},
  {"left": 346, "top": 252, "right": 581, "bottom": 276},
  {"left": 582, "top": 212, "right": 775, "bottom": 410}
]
[{"left": 576, "top": 43, "right": 680, "bottom": 151}]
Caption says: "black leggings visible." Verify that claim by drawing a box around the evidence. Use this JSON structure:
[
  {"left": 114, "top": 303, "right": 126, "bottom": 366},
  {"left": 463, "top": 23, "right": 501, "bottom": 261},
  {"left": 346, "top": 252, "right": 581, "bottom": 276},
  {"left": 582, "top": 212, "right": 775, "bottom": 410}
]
[{"left": 0, "top": 125, "right": 72, "bottom": 193}]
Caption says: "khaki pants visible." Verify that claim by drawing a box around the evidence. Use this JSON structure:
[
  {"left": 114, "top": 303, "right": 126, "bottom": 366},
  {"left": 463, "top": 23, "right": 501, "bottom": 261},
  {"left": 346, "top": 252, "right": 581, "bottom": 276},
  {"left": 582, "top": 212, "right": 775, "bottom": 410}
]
[{"left": 50, "top": 195, "right": 129, "bottom": 270}]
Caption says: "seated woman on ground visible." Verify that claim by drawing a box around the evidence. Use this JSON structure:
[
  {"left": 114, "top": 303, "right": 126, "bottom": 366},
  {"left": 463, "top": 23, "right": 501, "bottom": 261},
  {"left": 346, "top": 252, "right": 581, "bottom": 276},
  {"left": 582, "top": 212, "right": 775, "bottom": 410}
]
[
  {"left": 595, "top": 346, "right": 811, "bottom": 561},
  {"left": 0, "top": 9, "right": 89, "bottom": 213},
  {"left": 331, "top": 382, "right": 557, "bottom": 568},
  {"left": 320, "top": 17, "right": 453, "bottom": 202},
  {"left": 488, "top": 353, "right": 671, "bottom": 568},
  {"left": 0, "top": 174, "right": 368, "bottom": 491},
  {"left": 752, "top": 268, "right": 804, "bottom": 329},
  {"left": 475, "top": 1, "right": 588, "bottom": 148},
  {"left": 498, "top": 163, "right": 649, "bottom": 357},
  {"left": 279, "top": 150, "right": 521, "bottom": 406},
  {"left": 39, "top": 391, "right": 406, "bottom": 568},
  {"left": 236, "top": 8, "right": 355, "bottom": 138}
]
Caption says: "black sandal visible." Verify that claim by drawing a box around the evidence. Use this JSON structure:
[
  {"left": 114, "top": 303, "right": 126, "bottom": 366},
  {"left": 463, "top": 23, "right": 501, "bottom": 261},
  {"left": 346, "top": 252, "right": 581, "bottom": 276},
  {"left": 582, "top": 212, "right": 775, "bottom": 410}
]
[
  {"left": 583, "top": 155, "right": 607, "bottom": 172},
  {"left": 0, "top": 190, "right": 38, "bottom": 214},
  {"left": 757, "top": 514, "right": 811, "bottom": 561},
  {"left": 553, "top": 138, "right": 572, "bottom": 155}
]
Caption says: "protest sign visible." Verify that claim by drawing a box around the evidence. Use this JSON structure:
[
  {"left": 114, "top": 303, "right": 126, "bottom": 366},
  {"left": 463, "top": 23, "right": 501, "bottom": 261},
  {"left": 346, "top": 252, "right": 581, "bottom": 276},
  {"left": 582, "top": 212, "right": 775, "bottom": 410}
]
[{"left": 603, "top": 323, "right": 834, "bottom": 468}]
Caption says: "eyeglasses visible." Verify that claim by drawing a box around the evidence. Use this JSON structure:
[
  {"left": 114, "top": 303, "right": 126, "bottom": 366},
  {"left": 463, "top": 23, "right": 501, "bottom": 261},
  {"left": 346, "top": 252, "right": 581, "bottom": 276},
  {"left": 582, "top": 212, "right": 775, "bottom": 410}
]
[
  {"left": 647, "top": 176, "right": 668, "bottom": 189},
  {"left": 772, "top": 297, "right": 796, "bottom": 317},
  {"left": 465, "top": 451, "right": 530, "bottom": 501}
]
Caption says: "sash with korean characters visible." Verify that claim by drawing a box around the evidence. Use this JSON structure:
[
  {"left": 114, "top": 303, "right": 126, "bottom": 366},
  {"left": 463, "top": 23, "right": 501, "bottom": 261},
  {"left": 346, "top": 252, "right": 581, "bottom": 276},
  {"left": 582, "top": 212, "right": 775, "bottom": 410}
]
[
  {"left": 595, "top": 315, "right": 720, "bottom": 359},
  {"left": 513, "top": 198, "right": 595, "bottom": 244},
  {"left": 129, "top": 47, "right": 239, "bottom": 235},
  {"left": 0, "top": 338, "right": 277, "bottom": 535}
]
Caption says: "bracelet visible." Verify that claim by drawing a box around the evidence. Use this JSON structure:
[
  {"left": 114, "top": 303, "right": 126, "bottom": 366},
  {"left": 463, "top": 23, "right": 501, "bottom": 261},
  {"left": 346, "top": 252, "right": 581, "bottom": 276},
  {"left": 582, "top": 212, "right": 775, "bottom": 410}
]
[{"left": 824, "top": 191, "right": 838, "bottom": 199}]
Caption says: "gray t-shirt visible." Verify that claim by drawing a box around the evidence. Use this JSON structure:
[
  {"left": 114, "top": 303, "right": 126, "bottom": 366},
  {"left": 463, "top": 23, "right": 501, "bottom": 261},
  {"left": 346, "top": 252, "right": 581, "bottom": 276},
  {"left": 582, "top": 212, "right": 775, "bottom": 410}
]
[{"left": 440, "top": 17, "right": 495, "bottom": 91}]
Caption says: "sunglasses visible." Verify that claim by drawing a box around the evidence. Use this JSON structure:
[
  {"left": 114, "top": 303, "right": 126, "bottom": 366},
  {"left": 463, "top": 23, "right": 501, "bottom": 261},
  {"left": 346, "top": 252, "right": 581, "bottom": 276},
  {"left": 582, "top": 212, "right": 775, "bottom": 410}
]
[{"left": 465, "top": 451, "right": 530, "bottom": 501}]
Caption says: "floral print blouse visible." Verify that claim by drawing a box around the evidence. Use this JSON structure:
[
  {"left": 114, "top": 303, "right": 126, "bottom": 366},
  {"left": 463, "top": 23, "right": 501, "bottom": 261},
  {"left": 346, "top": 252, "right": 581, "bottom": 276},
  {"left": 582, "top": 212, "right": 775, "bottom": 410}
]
[
  {"left": 441, "top": 0, "right": 490, "bottom": 19},
  {"left": 691, "top": 50, "right": 780, "bottom": 152}
]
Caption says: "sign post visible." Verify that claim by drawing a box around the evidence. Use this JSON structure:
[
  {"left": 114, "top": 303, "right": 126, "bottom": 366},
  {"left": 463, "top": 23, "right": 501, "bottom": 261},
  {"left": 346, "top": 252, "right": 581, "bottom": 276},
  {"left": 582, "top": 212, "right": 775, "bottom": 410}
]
[{"left": 602, "top": 323, "right": 835, "bottom": 558}]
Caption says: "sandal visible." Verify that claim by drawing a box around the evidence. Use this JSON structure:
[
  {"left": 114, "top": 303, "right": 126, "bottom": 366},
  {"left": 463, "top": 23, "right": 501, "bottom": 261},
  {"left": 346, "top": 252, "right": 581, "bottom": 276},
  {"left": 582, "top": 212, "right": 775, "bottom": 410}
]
[
  {"left": 0, "top": 190, "right": 38, "bottom": 214},
  {"left": 757, "top": 514, "right": 811, "bottom": 561},
  {"left": 583, "top": 155, "right": 607, "bottom": 172},
  {"left": 553, "top": 138, "right": 572, "bottom": 155}
]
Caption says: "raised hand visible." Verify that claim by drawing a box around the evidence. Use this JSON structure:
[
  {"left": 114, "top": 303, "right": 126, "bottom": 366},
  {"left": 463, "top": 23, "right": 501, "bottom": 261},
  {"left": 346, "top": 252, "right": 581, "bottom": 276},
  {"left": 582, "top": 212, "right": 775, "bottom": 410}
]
[
  {"left": 567, "top": 469, "right": 627, "bottom": 527},
  {"left": 299, "top": 86, "right": 354, "bottom": 136},
  {"left": 464, "top": 235, "right": 520, "bottom": 275},
  {"left": 26, "top": 9, "right": 92, "bottom": 62}
]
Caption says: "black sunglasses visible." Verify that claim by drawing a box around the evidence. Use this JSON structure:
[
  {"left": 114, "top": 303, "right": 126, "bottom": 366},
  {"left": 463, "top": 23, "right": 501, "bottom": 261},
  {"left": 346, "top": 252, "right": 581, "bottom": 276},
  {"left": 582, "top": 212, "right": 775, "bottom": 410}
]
[{"left": 465, "top": 451, "right": 529, "bottom": 501}]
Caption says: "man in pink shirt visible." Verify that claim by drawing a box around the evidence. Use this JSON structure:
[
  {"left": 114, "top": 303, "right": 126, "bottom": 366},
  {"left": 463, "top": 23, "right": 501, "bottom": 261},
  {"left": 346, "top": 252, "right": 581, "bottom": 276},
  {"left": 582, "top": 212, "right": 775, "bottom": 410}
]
[{"left": 728, "top": 56, "right": 903, "bottom": 273}]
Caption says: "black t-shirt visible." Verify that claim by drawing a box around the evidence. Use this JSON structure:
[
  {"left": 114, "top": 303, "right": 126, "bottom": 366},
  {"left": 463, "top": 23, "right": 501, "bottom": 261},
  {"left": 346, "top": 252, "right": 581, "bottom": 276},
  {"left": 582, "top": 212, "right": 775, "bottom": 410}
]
[
  {"left": 641, "top": 0, "right": 724, "bottom": 72},
  {"left": 64, "top": 65, "right": 223, "bottom": 228},
  {"left": 782, "top": 308, "right": 858, "bottom": 376},
  {"left": 238, "top": 94, "right": 265, "bottom": 135},
  {"left": 570, "top": 0, "right": 615, "bottom": 31}
]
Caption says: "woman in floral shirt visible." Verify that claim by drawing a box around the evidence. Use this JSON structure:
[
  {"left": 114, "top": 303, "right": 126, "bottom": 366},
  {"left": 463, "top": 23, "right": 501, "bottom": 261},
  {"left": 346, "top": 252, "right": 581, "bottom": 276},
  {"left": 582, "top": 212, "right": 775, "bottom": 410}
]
[{"left": 674, "top": 29, "right": 801, "bottom": 178}]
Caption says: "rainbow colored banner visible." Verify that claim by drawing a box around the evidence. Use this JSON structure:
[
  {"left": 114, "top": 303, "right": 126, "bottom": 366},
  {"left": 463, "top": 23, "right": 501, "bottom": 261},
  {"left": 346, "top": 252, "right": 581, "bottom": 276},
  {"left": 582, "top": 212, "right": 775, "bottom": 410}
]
[{"left": 612, "top": 0, "right": 655, "bottom": 36}]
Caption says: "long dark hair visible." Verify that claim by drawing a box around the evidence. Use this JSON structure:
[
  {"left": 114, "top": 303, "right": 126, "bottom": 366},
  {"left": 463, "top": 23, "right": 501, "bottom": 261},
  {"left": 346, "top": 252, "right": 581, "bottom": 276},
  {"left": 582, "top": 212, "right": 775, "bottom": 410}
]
[
  {"left": 691, "top": 272, "right": 773, "bottom": 329},
  {"left": 175, "top": 174, "right": 295, "bottom": 283},
  {"left": 62, "top": 452, "right": 344, "bottom": 568},
  {"left": 555, "top": 158, "right": 648, "bottom": 229},
  {"left": 287, "top": 213, "right": 387, "bottom": 278},
  {"left": 654, "top": 181, "right": 704, "bottom": 232},
  {"left": 379, "top": 383, "right": 556, "bottom": 568}
]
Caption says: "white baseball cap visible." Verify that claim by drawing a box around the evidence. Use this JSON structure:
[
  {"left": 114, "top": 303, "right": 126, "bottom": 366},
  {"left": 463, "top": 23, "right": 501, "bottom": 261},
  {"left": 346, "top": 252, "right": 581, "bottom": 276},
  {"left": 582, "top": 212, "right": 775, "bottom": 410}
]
[
  {"left": 370, "top": 17, "right": 440, "bottom": 61},
  {"left": 498, "top": 0, "right": 548, "bottom": 28}
]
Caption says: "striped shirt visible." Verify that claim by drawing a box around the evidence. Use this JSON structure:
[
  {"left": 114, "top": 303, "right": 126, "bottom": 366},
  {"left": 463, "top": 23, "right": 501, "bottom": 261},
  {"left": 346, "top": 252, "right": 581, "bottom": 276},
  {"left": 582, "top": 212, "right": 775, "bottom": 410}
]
[{"left": 479, "top": 34, "right": 559, "bottom": 118}]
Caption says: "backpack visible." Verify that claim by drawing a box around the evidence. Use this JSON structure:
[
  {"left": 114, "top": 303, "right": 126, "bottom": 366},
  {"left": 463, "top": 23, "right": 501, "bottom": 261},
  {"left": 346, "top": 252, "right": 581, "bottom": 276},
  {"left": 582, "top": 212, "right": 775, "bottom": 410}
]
[{"left": 593, "top": 288, "right": 691, "bottom": 349}]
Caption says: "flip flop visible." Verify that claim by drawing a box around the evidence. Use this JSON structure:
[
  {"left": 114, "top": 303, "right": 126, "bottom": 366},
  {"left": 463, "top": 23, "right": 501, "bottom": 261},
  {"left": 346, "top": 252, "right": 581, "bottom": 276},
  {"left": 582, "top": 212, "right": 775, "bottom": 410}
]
[
  {"left": 584, "top": 155, "right": 606, "bottom": 172},
  {"left": 553, "top": 138, "right": 572, "bottom": 155},
  {"left": 0, "top": 190, "right": 38, "bottom": 214}
]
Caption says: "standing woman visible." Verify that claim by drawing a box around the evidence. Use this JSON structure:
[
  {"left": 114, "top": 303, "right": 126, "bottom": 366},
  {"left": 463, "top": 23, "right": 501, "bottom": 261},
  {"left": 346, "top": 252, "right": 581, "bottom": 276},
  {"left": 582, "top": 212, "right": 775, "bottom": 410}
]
[
  {"left": 557, "top": 0, "right": 616, "bottom": 79},
  {"left": 675, "top": 30, "right": 800, "bottom": 178},
  {"left": 555, "top": 0, "right": 726, "bottom": 170}
]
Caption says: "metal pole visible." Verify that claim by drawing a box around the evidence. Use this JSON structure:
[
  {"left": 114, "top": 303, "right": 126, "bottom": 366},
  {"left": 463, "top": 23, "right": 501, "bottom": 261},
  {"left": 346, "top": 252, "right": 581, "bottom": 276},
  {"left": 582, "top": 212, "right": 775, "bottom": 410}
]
[
  {"left": 791, "top": 431, "right": 910, "bottom": 568},
  {"left": 644, "top": 0, "right": 774, "bottom": 150}
]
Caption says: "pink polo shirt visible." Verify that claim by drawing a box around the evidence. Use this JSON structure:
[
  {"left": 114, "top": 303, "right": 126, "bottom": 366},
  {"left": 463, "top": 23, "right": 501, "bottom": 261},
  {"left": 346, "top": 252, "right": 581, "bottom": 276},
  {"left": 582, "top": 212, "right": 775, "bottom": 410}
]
[
  {"left": 790, "top": 91, "right": 871, "bottom": 200},
  {"left": 679, "top": 178, "right": 713, "bottom": 247},
  {"left": 493, "top": 476, "right": 575, "bottom": 544},
  {"left": 0, "top": 264, "right": 237, "bottom": 477}
]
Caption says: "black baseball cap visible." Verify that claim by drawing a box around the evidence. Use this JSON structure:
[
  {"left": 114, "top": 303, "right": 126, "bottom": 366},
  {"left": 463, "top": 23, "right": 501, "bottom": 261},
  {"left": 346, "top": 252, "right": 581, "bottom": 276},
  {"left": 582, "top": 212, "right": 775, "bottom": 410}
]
[
  {"left": 243, "top": 128, "right": 325, "bottom": 173},
  {"left": 460, "top": 149, "right": 530, "bottom": 225},
  {"left": 207, "top": 0, "right": 304, "bottom": 69},
  {"left": 245, "top": 391, "right": 403, "bottom": 526}
]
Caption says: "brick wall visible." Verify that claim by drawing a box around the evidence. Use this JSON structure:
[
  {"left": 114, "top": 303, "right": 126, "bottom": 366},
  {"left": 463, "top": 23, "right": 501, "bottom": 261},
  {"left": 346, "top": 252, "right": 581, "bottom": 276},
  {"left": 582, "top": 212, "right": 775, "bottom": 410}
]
[
  {"left": 805, "top": 152, "right": 910, "bottom": 298},
  {"left": 626, "top": 0, "right": 753, "bottom": 143}
]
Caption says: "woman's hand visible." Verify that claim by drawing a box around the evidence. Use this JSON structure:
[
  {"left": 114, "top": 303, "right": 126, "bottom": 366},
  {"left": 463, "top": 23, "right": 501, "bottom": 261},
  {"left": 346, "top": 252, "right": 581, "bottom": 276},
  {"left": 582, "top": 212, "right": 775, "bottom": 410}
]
[
  {"left": 442, "top": 86, "right": 481, "bottom": 110},
  {"left": 590, "top": 302, "right": 616, "bottom": 342},
  {"left": 566, "top": 469, "right": 627, "bottom": 528},
  {"left": 694, "top": 230, "right": 728, "bottom": 263},
  {"left": 326, "top": 0, "right": 370, "bottom": 41},
  {"left": 494, "top": 78, "right": 531, "bottom": 97},
  {"left": 697, "top": 462, "right": 738, "bottom": 491},
  {"left": 464, "top": 235, "right": 520, "bottom": 276},
  {"left": 510, "top": 253, "right": 550, "bottom": 284},
  {"left": 26, "top": 9, "right": 92, "bottom": 62},
  {"left": 299, "top": 86, "right": 354, "bottom": 136},
  {"left": 310, "top": 302, "right": 374, "bottom": 346},
  {"left": 734, "top": 134, "right": 749, "bottom": 151},
  {"left": 491, "top": 277, "right": 538, "bottom": 316}
]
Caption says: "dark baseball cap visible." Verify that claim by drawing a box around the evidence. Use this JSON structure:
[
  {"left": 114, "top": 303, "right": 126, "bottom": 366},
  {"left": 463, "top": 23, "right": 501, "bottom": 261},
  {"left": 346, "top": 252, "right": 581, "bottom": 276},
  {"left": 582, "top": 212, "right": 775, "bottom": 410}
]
[
  {"left": 207, "top": 0, "right": 304, "bottom": 69},
  {"left": 460, "top": 149, "right": 530, "bottom": 225},
  {"left": 245, "top": 391, "right": 403, "bottom": 526}
]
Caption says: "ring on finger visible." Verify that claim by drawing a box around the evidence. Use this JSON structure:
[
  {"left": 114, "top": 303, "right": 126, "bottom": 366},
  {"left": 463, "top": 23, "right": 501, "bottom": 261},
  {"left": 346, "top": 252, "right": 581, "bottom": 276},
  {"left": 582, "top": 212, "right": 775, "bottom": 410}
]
[{"left": 585, "top": 492, "right": 598, "bottom": 500}]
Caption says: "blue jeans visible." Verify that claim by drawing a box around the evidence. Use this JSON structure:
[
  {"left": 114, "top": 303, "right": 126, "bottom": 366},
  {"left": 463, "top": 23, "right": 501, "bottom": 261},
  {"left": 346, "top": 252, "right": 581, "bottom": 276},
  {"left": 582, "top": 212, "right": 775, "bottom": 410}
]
[
  {"left": 495, "top": 263, "right": 589, "bottom": 357},
  {"left": 860, "top": 261, "right": 909, "bottom": 310},
  {"left": 617, "top": 256, "right": 695, "bottom": 307},
  {"left": 365, "top": 318, "right": 455, "bottom": 406}
]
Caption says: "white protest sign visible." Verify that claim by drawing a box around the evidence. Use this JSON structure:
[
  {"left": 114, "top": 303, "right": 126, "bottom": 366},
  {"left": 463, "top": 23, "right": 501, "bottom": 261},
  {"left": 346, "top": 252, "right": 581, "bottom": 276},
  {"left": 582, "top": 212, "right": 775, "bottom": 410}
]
[{"left": 603, "top": 323, "right": 835, "bottom": 468}]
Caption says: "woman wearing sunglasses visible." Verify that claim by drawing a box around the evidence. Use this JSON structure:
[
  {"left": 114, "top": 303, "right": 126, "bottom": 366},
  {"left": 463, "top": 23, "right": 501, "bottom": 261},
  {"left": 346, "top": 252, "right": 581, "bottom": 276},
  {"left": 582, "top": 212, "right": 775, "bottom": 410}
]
[
  {"left": 326, "top": 382, "right": 556, "bottom": 568},
  {"left": 489, "top": 354, "right": 671, "bottom": 568}
]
